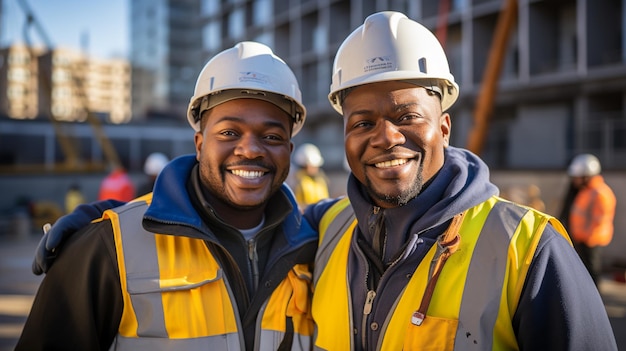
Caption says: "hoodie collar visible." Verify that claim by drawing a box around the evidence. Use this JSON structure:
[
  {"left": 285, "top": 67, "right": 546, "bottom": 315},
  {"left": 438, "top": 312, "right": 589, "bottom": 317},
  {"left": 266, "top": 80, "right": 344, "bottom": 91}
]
[{"left": 348, "top": 146, "right": 499, "bottom": 246}]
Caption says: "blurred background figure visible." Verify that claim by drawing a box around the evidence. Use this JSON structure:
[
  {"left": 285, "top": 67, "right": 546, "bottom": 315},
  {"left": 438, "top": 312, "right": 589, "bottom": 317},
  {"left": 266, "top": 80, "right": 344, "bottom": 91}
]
[
  {"left": 565, "top": 153, "right": 617, "bottom": 286},
  {"left": 98, "top": 165, "right": 135, "bottom": 202},
  {"left": 526, "top": 184, "right": 546, "bottom": 212},
  {"left": 291, "top": 143, "right": 329, "bottom": 210},
  {"left": 137, "top": 152, "right": 170, "bottom": 195},
  {"left": 64, "top": 183, "right": 85, "bottom": 214}
]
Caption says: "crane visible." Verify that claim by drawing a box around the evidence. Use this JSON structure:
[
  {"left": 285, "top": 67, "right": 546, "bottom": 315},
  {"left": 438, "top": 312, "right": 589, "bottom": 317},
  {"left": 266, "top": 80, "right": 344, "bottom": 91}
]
[{"left": 465, "top": 0, "right": 518, "bottom": 155}]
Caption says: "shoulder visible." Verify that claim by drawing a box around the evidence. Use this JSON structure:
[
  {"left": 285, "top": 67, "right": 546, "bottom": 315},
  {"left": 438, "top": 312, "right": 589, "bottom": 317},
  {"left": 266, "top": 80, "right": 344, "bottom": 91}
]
[
  {"left": 59, "top": 219, "right": 119, "bottom": 272},
  {"left": 303, "top": 197, "right": 345, "bottom": 231}
]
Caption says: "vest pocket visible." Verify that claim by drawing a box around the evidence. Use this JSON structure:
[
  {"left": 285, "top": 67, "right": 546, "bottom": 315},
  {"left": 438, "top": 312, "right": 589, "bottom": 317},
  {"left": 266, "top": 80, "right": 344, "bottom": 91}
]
[
  {"left": 126, "top": 269, "right": 223, "bottom": 294},
  {"left": 123, "top": 269, "right": 239, "bottom": 339},
  {"left": 403, "top": 315, "right": 457, "bottom": 351}
]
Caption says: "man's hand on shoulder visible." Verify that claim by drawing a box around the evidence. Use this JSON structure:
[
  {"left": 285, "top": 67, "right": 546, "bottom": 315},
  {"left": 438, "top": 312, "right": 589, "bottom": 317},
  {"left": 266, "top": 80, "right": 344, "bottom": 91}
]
[{"left": 32, "top": 199, "right": 126, "bottom": 275}]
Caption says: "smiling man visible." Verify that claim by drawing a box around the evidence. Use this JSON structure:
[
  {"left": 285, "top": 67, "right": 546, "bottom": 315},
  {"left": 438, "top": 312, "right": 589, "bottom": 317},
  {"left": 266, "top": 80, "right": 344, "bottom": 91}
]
[
  {"left": 343, "top": 81, "right": 445, "bottom": 207},
  {"left": 17, "top": 42, "right": 317, "bottom": 351},
  {"left": 307, "top": 11, "right": 617, "bottom": 350}
]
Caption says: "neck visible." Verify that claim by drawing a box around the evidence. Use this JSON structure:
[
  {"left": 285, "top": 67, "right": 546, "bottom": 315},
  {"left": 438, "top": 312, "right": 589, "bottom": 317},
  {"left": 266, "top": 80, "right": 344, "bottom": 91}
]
[
  {"left": 191, "top": 166, "right": 266, "bottom": 229},
  {"left": 212, "top": 203, "right": 266, "bottom": 229}
]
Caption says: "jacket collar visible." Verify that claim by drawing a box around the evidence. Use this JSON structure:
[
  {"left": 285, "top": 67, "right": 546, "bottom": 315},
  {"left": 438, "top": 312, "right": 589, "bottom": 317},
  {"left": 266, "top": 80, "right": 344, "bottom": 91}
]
[{"left": 143, "top": 154, "right": 313, "bottom": 245}]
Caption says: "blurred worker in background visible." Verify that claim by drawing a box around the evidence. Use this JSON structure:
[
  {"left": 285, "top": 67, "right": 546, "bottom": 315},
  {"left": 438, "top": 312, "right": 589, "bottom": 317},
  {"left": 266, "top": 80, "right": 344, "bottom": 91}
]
[
  {"left": 19, "top": 41, "right": 315, "bottom": 350},
  {"left": 525, "top": 184, "right": 546, "bottom": 212},
  {"left": 291, "top": 143, "right": 329, "bottom": 210},
  {"left": 64, "top": 183, "right": 85, "bottom": 214},
  {"left": 566, "top": 153, "right": 617, "bottom": 286},
  {"left": 558, "top": 157, "right": 581, "bottom": 233},
  {"left": 98, "top": 165, "right": 135, "bottom": 202},
  {"left": 137, "top": 152, "right": 169, "bottom": 195}
]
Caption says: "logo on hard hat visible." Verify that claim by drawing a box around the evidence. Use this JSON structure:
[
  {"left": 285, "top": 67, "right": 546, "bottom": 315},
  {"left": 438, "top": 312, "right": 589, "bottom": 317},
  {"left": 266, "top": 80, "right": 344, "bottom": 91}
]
[
  {"left": 364, "top": 56, "right": 393, "bottom": 72},
  {"left": 239, "top": 71, "right": 270, "bottom": 85}
]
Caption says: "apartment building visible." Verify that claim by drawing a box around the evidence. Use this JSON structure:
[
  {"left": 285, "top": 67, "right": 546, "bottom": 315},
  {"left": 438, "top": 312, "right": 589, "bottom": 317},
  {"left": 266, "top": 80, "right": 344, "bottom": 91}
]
[
  {"left": 36, "top": 47, "right": 131, "bottom": 123},
  {"left": 84, "top": 57, "right": 132, "bottom": 124},
  {"left": 0, "top": 43, "right": 40, "bottom": 120},
  {"left": 0, "top": 44, "right": 131, "bottom": 124}
]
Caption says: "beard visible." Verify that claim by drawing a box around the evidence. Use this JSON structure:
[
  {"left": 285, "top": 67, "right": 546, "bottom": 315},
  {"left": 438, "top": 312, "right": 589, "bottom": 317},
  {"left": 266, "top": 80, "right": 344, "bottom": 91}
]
[{"left": 365, "top": 162, "right": 424, "bottom": 207}]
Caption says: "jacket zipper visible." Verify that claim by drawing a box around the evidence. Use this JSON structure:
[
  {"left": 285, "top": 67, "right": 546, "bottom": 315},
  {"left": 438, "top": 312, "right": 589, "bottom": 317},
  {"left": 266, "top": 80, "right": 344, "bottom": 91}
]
[
  {"left": 362, "top": 289, "right": 377, "bottom": 348},
  {"left": 360, "top": 208, "right": 422, "bottom": 349},
  {"left": 362, "top": 205, "right": 381, "bottom": 349},
  {"left": 248, "top": 238, "right": 259, "bottom": 292}
]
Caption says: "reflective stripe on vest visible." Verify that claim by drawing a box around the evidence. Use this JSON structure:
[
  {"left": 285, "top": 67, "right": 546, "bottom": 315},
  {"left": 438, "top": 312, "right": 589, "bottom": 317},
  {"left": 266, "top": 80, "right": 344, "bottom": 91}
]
[
  {"left": 105, "top": 199, "right": 314, "bottom": 351},
  {"left": 312, "top": 196, "right": 569, "bottom": 351}
]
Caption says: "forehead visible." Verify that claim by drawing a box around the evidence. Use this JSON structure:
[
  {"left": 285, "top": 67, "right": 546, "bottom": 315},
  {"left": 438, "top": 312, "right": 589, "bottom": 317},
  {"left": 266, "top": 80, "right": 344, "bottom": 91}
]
[
  {"left": 202, "top": 98, "right": 292, "bottom": 129},
  {"left": 343, "top": 81, "right": 439, "bottom": 113}
]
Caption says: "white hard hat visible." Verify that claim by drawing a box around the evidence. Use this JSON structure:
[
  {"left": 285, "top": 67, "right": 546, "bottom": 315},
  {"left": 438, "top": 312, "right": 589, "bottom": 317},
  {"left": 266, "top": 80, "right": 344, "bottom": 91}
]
[
  {"left": 144, "top": 152, "right": 169, "bottom": 176},
  {"left": 294, "top": 143, "right": 324, "bottom": 167},
  {"left": 328, "top": 11, "right": 459, "bottom": 114},
  {"left": 568, "top": 154, "right": 601, "bottom": 177},
  {"left": 187, "top": 41, "right": 306, "bottom": 136}
]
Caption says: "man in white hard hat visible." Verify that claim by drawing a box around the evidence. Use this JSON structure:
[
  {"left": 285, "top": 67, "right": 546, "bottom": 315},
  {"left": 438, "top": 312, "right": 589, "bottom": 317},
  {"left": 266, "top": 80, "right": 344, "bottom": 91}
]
[
  {"left": 566, "top": 153, "right": 616, "bottom": 286},
  {"left": 304, "top": 11, "right": 617, "bottom": 350},
  {"left": 19, "top": 42, "right": 316, "bottom": 350},
  {"left": 137, "top": 152, "right": 170, "bottom": 195},
  {"left": 290, "top": 143, "right": 330, "bottom": 210}
]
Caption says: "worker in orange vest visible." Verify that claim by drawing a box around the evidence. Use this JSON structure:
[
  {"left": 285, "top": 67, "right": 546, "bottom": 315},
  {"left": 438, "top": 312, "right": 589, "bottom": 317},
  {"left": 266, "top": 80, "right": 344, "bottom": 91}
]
[
  {"left": 98, "top": 165, "right": 135, "bottom": 202},
  {"left": 566, "top": 154, "right": 616, "bottom": 286}
]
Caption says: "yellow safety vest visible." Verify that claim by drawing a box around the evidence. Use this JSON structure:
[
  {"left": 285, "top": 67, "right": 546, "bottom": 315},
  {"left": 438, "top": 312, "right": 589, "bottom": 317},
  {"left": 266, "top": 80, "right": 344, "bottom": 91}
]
[
  {"left": 312, "top": 196, "right": 569, "bottom": 351},
  {"left": 104, "top": 198, "right": 314, "bottom": 350},
  {"left": 294, "top": 170, "right": 330, "bottom": 206}
]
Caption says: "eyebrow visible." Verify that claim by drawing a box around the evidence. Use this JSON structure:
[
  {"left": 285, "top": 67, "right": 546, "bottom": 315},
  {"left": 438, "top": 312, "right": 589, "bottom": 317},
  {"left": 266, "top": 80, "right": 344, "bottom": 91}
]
[
  {"left": 347, "top": 102, "right": 421, "bottom": 119},
  {"left": 217, "top": 116, "right": 290, "bottom": 132},
  {"left": 394, "top": 102, "right": 419, "bottom": 112}
]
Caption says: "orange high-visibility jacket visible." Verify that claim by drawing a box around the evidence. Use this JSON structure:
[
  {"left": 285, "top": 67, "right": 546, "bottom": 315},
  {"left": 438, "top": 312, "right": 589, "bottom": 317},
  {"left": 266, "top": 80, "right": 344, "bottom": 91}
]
[
  {"left": 99, "top": 168, "right": 136, "bottom": 202},
  {"left": 569, "top": 175, "right": 616, "bottom": 247}
]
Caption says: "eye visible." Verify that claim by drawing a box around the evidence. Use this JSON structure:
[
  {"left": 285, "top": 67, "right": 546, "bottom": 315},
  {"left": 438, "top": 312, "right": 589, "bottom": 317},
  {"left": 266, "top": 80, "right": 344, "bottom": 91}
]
[
  {"left": 398, "top": 113, "right": 421, "bottom": 123},
  {"left": 351, "top": 120, "right": 375, "bottom": 129},
  {"left": 264, "top": 134, "right": 281, "bottom": 141},
  {"left": 219, "top": 130, "right": 239, "bottom": 138}
]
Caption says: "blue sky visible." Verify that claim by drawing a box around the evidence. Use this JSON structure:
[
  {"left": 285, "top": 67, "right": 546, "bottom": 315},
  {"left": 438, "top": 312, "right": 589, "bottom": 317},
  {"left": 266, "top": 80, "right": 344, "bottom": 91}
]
[{"left": 2, "top": 0, "right": 128, "bottom": 59}]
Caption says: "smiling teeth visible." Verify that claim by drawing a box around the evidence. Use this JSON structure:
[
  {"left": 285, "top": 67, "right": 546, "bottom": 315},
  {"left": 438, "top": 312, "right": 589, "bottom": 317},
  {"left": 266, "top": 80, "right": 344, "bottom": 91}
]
[
  {"left": 231, "top": 170, "right": 264, "bottom": 178},
  {"left": 375, "top": 159, "right": 408, "bottom": 168}
]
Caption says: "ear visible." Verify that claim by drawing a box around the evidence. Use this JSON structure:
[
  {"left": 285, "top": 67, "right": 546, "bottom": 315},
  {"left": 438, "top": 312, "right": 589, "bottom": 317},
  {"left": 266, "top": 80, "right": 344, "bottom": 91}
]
[
  {"left": 441, "top": 113, "right": 451, "bottom": 147},
  {"left": 194, "top": 131, "right": 203, "bottom": 161}
]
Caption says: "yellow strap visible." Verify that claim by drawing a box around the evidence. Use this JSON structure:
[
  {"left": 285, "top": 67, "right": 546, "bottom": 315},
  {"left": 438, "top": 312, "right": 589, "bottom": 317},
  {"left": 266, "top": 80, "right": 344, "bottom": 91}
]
[
  {"left": 312, "top": 219, "right": 357, "bottom": 350},
  {"left": 318, "top": 197, "right": 351, "bottom": 244}
]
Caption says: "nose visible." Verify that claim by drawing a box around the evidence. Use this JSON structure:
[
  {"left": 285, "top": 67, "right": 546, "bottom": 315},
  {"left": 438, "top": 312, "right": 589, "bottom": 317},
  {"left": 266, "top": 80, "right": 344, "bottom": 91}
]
[
  {"left": 234, "top": 135, "right": 264, "bottom": 159},
  {"left": 369, "top": 120, "right": 405, "bottom": 149}
]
